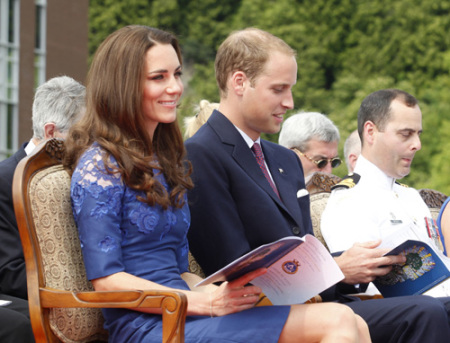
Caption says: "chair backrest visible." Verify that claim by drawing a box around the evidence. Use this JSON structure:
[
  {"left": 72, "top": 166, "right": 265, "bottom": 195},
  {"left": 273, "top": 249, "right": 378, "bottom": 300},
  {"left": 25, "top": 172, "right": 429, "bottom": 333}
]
[
  {"left": 418, "top": 188, "right": 448, "bottom": 221},
  {"left": 306, "top": 171, "right": 341, "bottom": 195},
  {"left": 309, "top": 192, "right": 331, "bottom": 249},
  {"left": 188, "top": 251, "right": 205, "bottom": 278},
  {"left": 306, "top": 172, "right": 342, "bottom": 250},
  {"left": 13, "top": 139, "right": 108, "bottom": 342}
]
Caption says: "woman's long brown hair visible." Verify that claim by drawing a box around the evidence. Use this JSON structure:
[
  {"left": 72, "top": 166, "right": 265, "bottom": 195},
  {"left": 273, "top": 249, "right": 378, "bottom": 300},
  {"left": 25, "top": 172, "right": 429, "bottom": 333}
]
[{"left": 64, "top": 25, "right": 192, "bottom": 209}]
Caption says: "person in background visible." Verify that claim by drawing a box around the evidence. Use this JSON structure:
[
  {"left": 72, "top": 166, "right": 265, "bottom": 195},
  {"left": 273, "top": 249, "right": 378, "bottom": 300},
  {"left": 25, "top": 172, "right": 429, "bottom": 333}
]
[
  {"left": 0, "top": 75, "right": 85, "bottom": 342},
  {"left": 183, "top": 99, "right": 219, "bottom": 139},
  {"left": 186, "top": 28, "right": 450, "bottom": 343},
  {"left": 278, "top": 111, "right": 341, "bottom": 182},
  {"left": 64, "top": 25, "right": 368, "bottom": 343},
  {"left": 343, "top": 129, "right": 361, "bottom": 174}
]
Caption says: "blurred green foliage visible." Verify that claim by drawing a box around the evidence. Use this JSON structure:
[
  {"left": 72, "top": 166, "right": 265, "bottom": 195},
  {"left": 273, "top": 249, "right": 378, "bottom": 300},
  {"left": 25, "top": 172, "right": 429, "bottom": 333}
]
[{"left": 89, "top": 0, "right": 450, "bottom": 194}]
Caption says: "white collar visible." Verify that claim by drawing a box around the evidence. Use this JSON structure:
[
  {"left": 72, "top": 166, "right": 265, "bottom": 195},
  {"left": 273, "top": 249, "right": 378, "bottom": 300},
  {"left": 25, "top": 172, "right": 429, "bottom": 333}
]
[
  {"left": 234, "top": 125, "right": 261, "bottom": 149},
  {"left": 24, "top": 140, "right": 37, "bottom": 156},
  {"left": 353, "top": 155, "right": 396, "bottom": 190}
]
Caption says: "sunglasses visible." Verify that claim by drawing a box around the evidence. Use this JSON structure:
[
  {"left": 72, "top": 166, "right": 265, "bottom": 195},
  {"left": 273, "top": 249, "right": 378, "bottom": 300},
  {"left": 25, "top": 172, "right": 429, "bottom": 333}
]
[{"left": 293, "top": 148, "right": 342, "bottom": 169}]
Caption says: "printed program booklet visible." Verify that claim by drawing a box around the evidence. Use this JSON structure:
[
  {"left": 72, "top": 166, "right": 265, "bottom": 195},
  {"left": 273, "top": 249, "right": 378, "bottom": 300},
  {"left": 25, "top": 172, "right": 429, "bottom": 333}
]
[
  {"left": 195, "top": 234, "right": 344, "bottom": 305},
  {"left": 374, "top": 224, "right": 450, "bottom": 297}
]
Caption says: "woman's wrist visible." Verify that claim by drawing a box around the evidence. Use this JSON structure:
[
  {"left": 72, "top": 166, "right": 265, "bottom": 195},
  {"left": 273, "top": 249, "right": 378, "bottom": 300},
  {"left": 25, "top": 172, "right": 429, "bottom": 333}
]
[{"left": 209, "top": 292, "right": 214, "bottom": 317}]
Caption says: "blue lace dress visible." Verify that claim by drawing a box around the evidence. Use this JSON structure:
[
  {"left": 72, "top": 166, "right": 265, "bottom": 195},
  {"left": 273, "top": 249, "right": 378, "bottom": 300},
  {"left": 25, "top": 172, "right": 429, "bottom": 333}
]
[{"left": 71, "top": 143, "right": 290, "bottom": 342}]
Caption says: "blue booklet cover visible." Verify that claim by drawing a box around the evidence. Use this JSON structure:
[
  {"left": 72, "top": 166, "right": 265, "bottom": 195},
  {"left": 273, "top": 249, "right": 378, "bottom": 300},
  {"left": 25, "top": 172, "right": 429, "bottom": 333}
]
[
  {"left": 197, "top": 237, "right": 304, "bottom": 284},
  {"left": 374, "top": 240, "right": 450, "bottom": 297}
]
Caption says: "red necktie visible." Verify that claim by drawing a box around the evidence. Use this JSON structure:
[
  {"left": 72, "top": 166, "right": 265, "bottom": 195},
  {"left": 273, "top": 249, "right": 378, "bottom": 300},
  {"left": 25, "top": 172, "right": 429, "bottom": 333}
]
[{"left": 251, "top": 143, "right": 280, "bottom": 198}]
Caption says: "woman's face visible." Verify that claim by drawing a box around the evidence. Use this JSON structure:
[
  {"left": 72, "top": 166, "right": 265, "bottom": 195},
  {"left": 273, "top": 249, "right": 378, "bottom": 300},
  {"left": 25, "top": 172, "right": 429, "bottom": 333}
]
[{"left": 142, "top": 43, "right": 183, "bottom": 137}]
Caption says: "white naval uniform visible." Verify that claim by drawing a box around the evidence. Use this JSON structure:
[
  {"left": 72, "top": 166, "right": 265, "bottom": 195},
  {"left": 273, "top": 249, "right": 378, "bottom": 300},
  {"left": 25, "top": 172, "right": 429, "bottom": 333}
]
[
  {"left": 321, "top": 155, "right": 450, "bottom": 296},
  {"left": 321, "top": 155, "right": 431, "bottom": 253}
]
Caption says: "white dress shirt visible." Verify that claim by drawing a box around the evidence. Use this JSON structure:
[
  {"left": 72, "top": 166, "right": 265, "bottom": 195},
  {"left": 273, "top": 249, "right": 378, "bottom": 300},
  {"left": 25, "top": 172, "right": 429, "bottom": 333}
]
[{"left": 24, "top": 140, "right": 37, "bottom": 156}]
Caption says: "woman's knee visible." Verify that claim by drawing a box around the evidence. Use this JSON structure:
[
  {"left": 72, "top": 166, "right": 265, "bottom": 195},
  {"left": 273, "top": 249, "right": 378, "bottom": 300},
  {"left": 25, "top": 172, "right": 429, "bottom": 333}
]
[{"left": 328, "top": 304, "right": 359, "bottom": 328}]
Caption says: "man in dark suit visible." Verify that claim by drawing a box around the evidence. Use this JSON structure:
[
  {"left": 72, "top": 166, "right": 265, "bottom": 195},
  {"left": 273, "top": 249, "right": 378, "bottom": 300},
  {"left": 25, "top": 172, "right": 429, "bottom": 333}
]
[
  {"left": 0, "top": 76, "right": 85, "bottom": 342},
  {"left": 186, "top": 27, "right": 450, "bottom": 342}
]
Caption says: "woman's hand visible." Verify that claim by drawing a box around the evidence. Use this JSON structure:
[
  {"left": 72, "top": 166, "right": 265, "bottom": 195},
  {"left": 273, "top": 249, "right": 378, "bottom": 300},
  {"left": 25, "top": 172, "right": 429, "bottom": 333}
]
[{"left": 209, "top": 268, "right": 267, "bottom": 317}]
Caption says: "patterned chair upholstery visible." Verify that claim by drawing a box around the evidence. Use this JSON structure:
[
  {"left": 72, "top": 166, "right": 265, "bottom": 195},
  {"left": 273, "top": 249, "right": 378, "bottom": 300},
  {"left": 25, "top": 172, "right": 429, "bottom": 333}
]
[
  {"left": 13, "top": 139, "right": 187, "bottom": 343},
  {"left": 418, "top": 188, "right": 448, "bottom": 221},
  {"left": 309, "top": 192, "right": 331, "bottom": 250},
  {"left": 306, "top": 171, "right": 341, "bottom": 195},
  {"left": 188, "top": 252, "right": 205, "bottom": 278},
  {"left": 306, "top": 172, "right": 342, "bottom": 250},
  {"left": 30, "top": 163, "right": 107, "bottom": 342}
]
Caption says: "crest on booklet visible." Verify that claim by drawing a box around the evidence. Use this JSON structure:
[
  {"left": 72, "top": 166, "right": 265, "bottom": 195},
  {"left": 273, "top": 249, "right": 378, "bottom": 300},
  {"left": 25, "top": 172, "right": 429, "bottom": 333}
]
[{"left": 282, "top": 259, "right": 300, "bottom": 274}]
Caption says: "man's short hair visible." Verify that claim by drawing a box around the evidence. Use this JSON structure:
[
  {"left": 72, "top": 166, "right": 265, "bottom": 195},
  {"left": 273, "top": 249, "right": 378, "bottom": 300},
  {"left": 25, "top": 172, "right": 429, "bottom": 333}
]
[
  {"left": 279, "top": 111, "right": 340, "bottom": 152},
  {"left": 32, "top": 76, "right": 85, "bottom": 140},
  {"left": 343, "top": 129, "right": 361, "bottom": 171},
  {"left": 357, "top": 89, "right": 418, "bottom": 144},
  {"left": 215, "top": 28, "right": 296, "bottom": 97}
]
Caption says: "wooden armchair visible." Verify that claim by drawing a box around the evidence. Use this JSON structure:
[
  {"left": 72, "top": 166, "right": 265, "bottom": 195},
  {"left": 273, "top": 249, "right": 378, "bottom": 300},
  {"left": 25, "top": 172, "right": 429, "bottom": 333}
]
[
  {"left": 418, "top": 188, "right": 448, "bottom": 221},
  {"left": 12, "top": 139, "right": 187, "bottom": 343}
]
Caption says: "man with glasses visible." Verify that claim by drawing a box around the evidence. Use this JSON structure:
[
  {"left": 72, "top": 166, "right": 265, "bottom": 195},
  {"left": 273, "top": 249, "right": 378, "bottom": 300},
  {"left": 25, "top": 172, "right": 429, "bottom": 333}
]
[{"left": 278, "top": 111, "right": 342, "bottom": 182}]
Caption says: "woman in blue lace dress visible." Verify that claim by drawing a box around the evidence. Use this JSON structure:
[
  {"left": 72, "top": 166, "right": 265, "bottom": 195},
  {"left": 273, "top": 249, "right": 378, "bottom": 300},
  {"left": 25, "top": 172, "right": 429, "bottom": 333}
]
[{"left": 63, "top": 25, "right": 370, "bottom": 342}]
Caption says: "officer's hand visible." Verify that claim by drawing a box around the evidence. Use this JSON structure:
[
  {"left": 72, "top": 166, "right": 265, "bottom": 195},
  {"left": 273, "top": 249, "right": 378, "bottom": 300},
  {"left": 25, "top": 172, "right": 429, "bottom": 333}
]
[{"left": 335, "top": 240, "right": 406, "bottom": 284}]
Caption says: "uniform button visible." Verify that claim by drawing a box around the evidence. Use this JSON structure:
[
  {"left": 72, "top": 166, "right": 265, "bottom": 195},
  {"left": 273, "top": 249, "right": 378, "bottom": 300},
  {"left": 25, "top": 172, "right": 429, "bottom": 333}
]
[{"left": 292, "top": 226, "right": 300, "bottom": 235}]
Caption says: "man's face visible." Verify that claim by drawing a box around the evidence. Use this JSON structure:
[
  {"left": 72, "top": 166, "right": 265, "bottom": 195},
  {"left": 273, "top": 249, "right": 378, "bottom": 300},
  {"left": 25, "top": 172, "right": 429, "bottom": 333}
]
[
  {"left": 295, "top": 138, "right": 339, "bottom": 178},
  {"left": 238, "top": 51, "right": 297, "bottom": 140},
  {"left": 370, "top": 99, "right": 422, "bottom": 179}
]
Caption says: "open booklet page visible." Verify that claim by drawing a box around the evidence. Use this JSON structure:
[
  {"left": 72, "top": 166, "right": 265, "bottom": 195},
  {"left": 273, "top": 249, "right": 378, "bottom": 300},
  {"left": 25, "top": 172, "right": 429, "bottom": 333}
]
[
  {"left": 375, "top": 224, "right": 450, "bottom": 297},
  {"left": 196, "top": 234, "right": 344, "bottom": 305}
]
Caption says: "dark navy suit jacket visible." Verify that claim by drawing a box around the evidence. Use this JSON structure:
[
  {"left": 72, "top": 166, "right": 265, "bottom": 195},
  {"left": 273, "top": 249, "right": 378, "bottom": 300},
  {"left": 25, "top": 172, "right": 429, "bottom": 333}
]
[
  {"left": 186, "top": 110, "right": 312, "bottom": 276},
  {"left": 0, "top": 143, "right": 28, "bottom": 299}
]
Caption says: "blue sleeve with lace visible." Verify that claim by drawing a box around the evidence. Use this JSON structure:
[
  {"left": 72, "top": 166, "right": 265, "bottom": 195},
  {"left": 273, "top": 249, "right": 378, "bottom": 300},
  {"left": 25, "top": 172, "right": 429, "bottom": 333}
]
[
  {"left": 71, "top": 145, "right": 126, "bottom": 280},
  {"left": 71, "top": 144, "right": 191, "bottom": 283}
]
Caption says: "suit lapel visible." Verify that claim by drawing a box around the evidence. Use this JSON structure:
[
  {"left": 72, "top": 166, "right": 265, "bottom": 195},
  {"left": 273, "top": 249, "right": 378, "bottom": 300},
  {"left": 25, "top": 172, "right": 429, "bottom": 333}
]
[
  {"left": 208, "top": 111, "right": 286, "bottom": 207},
  {"left": 262, "top": 141, "right": 305, "bottom": 221}
]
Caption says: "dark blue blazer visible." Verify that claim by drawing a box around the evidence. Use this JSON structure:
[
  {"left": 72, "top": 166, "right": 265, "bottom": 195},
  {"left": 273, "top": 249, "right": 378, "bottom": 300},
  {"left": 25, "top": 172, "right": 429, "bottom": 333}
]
[
  {"left": 0, "top": 143, "right": 28, "bottom": 299},
  {"left": 186, "top": 111, "right": 312, "bottom": 276}
]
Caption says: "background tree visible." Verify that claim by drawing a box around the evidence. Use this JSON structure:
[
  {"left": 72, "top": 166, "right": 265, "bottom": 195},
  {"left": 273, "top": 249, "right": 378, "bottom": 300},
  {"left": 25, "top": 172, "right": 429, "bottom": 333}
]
[{"left": 89, "top": 0, "right": 450, "bottom": 193}]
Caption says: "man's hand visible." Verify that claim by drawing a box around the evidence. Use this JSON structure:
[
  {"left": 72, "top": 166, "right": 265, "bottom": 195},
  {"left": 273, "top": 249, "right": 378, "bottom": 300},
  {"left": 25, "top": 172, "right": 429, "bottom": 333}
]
[{"left": 335, "top": 240, "right": 407, "bottom": 284}]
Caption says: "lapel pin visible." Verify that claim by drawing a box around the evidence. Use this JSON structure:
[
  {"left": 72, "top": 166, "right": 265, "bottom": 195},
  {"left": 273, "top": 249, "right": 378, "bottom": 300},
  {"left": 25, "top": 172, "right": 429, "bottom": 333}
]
[{"left": 279, "top": 168, "right": 284, "bottom": 174}]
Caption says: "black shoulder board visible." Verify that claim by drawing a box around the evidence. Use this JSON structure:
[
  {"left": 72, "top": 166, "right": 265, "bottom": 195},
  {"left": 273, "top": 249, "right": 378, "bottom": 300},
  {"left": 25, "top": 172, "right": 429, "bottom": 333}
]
[
  {"left": 395, "top": 181, "right": 409, "bottom": 188},
  {"left": 331, "top": 173, "right": 361, "bottom": 191}
]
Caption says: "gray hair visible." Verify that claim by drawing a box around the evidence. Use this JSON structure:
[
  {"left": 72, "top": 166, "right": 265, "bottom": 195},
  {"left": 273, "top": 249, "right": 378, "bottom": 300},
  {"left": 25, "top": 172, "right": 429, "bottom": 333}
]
[
  {"left": 343, "top": 129, "right": 361, "bottom": 171},
  {"left": 278, "top": 111, "right": 340, "bottom": 151},
  {"left": 32, "top": 76, "right": 85, "bottom": 140}
]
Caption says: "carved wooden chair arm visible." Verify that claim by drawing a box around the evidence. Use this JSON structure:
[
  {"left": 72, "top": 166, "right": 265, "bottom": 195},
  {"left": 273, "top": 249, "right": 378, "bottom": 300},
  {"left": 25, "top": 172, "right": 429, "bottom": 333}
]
[{"left": 39, "top": 288, "right": 187, "bottom": 343}]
